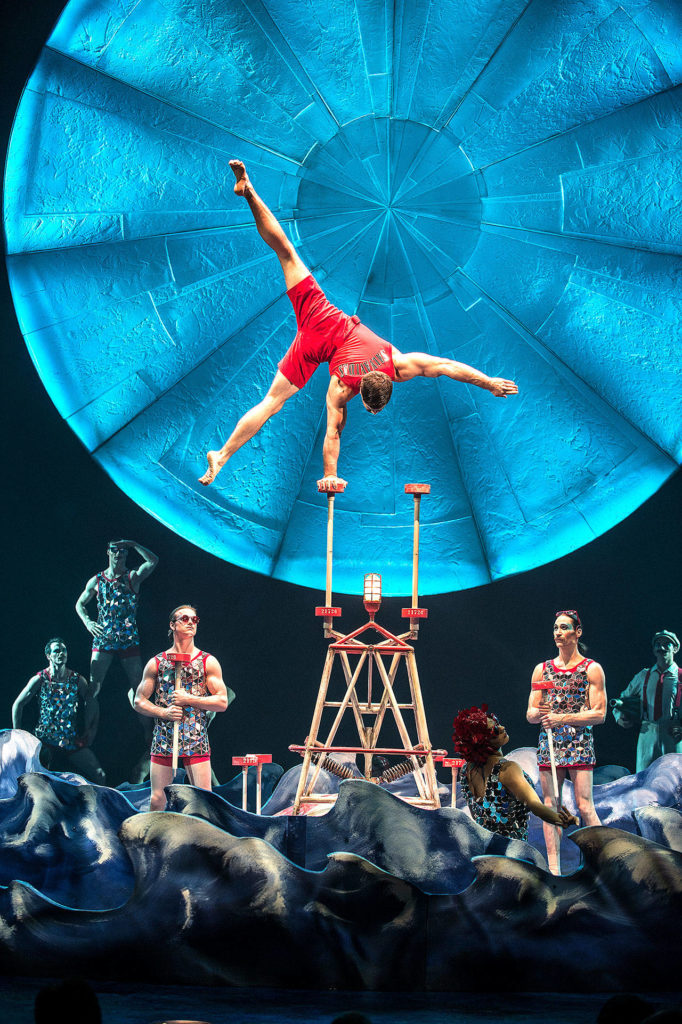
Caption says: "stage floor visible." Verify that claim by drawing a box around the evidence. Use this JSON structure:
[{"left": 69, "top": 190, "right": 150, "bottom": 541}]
[{"left": 1, "top": 979, "right": 674, "bottom": 1024}]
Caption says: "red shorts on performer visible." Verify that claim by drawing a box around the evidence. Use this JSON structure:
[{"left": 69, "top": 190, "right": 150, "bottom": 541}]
[
  {"left": 279, "top": 275, "right": 350, "bottom": 388},
  {"left": 150, "top": 753, "right": 211, "bottom": 766}
]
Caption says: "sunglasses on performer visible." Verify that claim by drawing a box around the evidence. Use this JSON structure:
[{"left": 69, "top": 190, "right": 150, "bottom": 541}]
[{"left": 174, "top": 615, "right": 199, "bottom": 624}]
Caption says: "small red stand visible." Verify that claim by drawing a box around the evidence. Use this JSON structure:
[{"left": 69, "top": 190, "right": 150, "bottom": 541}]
[
  {"left": 232, "top": 754, "right": 272, "bottom": 815},
  {"left": 441, "top": 756, "right": 466, "bottom": 808}
]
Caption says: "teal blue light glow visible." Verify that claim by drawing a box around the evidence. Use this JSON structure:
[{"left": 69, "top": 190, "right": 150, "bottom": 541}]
[{"left": 4, "top": 0, "right": 682, "bottom": 594}]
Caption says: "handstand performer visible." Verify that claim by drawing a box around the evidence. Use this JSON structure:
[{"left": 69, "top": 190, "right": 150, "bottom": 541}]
[
  {"left": 199, "top": 160, "right": 518, "bottom": 490},
  {"left": 526, "top": 610, "right": 606, "bottom": 874},
  {"left": 133, "top": 605, "right": 229, "bottom": 810},
  {"left": 453, "top": 705, "right": 577, "bottom": 842}
]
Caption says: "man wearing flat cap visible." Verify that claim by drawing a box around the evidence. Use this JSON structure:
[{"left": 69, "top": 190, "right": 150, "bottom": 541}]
[{"left": 613, "top": 631, "right": 682, "bottom": 772}]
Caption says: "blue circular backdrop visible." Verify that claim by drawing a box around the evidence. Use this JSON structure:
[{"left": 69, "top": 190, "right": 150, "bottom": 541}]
[{"left": 5, "top": 0, "right": 682, "bottom": 595}]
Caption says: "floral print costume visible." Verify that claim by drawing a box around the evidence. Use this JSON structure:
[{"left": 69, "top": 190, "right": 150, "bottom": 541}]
[
  {"left": 151, "top": 650, "right": 211, "bottom": 758},
  {"left": 460, "top": 759, "right": 533, "bottom": 840},
  {"left": 537, "top": 657, "right": 596, "bottom": 771}
]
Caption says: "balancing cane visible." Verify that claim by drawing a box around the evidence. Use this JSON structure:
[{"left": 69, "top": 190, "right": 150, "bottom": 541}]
[
  {"left": 167, "top": 651, "right": 191, "bottom": 773},
  {"left": 532, "top": 679, "right": 560, "bottom": 807}
]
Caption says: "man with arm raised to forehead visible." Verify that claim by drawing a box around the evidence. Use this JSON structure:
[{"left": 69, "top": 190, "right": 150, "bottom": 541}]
[
  {"left": 75, "top": 539, "right": 159, "bottom": 751},
  {"left": 134, "top": 605, "right": 229, "bottom": 811},
  {"left": 199, "top": 159, "right": 518, "bottom": 492}
]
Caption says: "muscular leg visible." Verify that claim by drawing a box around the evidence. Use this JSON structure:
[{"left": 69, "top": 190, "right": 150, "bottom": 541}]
[
  {"left": 150, "top": 762, "right": 174, "bottom": 811},
  {"left": 121, "top": 655, "right": 143, "bottom": 690},
  {"left": 199, "top": 370, "right": 299, "bottom": 484},
  {"left": 198, "top": 160, "right": 308, "bottom": 486},
  {"left": 67, "top": 747, "right": 106, "bottom": 785},
  {"left": 185, "top": 760, "right": 213, "bottom": 792},
  {"left": 84, "top": 650, "right": 113, "bottom": 748},
  {"left": 90, "top": 650, "right": 114, "bottom": 700},
  {"left": 540, "top": 768, "right": 566, "bottom": 875},
  {"left": 570, "top": 769, "right": 601, "bottom": 826},
  {"left": 230, "top": 159, "right": 309, "bottom": 291}
]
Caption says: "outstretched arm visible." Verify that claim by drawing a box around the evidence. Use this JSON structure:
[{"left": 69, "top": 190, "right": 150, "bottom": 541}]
[
  {"left": 392, "top": 350, "right": 518, "bottom": 396},
  {"left": 318, "top": 378, "right": 350, "bottom": 492},
  {"left": 500, "top": 761, "right": 578, "bottom": 828}
]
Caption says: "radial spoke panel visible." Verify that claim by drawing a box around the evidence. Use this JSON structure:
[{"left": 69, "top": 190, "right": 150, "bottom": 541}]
[{"left": 5, "top": 0, "right": 682, "bottom": 594}]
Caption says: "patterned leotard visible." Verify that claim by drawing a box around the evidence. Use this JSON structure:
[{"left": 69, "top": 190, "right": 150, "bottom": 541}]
[
  {"left": 95, "top": 571, "right": 139, "bottom": 650},
  {"left": 151, "top": 651, "right": 211, "bottom": 758},
  {"left": 537, "top": 657, "right": 596, "bottom": 770},
  {"left": 35, "top": 669, "right": 80, "bottom": 750},
  {"left": 460, "top": 759, "right": 533, "bottom": 840}
]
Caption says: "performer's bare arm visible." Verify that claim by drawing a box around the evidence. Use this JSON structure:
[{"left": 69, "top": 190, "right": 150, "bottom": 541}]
[
  {"left": 169, "top": 656, "right": 228, "bottom": 712},
  {"left": 75, "top": 576, "right": 105, "bottom": 640},
  {"left": 539, "top": 662, "right": 607, "bottom": 730},
  {"left": 115, "top": 540, "right": 159, "bottom": 588},
  {"left": 318, "top": 377, "right": 351, "bottom": 492},
  {"left": 392, "top": 350, "right": 518, "bottom": 397},
  {"left": 526, "top": 663, "right": 545, "bottom": 725},
  {"left": 12, "top": 675, "right": 41, "bottom": 729},
  {"left": 134, "top": 660, "right": 182, "bottom": 721},
  {"left": 499, "top": 761, "right": 578, "bottom": 828}
]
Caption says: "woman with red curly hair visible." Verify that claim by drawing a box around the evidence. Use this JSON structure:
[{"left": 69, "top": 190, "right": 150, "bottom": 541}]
[{"left": 453, "top": 705, "right": 576, "bottom": 842}]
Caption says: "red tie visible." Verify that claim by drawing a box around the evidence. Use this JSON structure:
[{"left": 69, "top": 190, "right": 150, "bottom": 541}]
[{"left": 653, "top": 670, "right": 665, "bottom": 721}]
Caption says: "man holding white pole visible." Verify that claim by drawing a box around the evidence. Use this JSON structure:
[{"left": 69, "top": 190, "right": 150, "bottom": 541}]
[{"left": 134, "top": 605, "right": 229, "bottom": 810}]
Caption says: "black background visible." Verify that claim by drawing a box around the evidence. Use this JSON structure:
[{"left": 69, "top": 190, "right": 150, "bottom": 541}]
[{"left": 2, "top": 0, "right": 680, "bottom": 785}]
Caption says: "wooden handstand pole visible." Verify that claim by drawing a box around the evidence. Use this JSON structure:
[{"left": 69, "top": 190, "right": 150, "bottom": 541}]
[
  {"left": 294, "top": 481, "right": 443, "bottom": 813},
  {"left": 167, "top": 651, "right": 191, "bottom": 774},
  {"left": 315, "top": 480, "right": 346, "bottom": 638},
  {"left": 401, "top": 484, "right": 430, "bottom": 638}
]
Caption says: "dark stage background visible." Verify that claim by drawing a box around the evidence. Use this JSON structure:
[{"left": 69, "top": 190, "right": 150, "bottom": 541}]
[{"left": 2, "top": 0, "right": 681, "bottom": 787}]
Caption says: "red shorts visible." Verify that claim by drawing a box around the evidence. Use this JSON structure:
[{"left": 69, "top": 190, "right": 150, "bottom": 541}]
[
  {"left": 278, "top": 276, "right": 351, "bottom": 389},
  {"left": 92, "top": 645, "right": 140, "bottom": 660},
  {"left": 150, "top": 753, "right": 211, "bottom": 766}
]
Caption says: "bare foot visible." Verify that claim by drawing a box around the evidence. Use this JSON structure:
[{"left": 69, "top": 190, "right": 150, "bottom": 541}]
[
  {"left": 229, "top": 159, "right": 252, "bottom": 198},
  {"left": 199, "top": 451, "right": 224, "bottom": 486}
]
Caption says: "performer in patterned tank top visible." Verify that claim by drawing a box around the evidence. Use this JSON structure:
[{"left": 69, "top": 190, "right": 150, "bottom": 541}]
[
  {"left": 12, "top": 638, "right": 105, "bottom": 783},
  {"left": 75, "top": 539, "right": 159, "bottom": 757},
  {"left": 134, "top": 605, "right": 230, "bottom": 810},
  {"left": 199, "top": 159, "right": 518, "bottom": 492},
  {"left": 526, "top": 610, "right": 607, "bottom": 875}
]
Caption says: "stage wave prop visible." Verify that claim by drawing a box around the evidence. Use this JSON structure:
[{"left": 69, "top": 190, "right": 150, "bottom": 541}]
[
  {"left": 5, "top": 0, "right": 682, "bottom": 593},
  {"left": 0, "top": 770, "right": 681, "bottom": 990}
]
